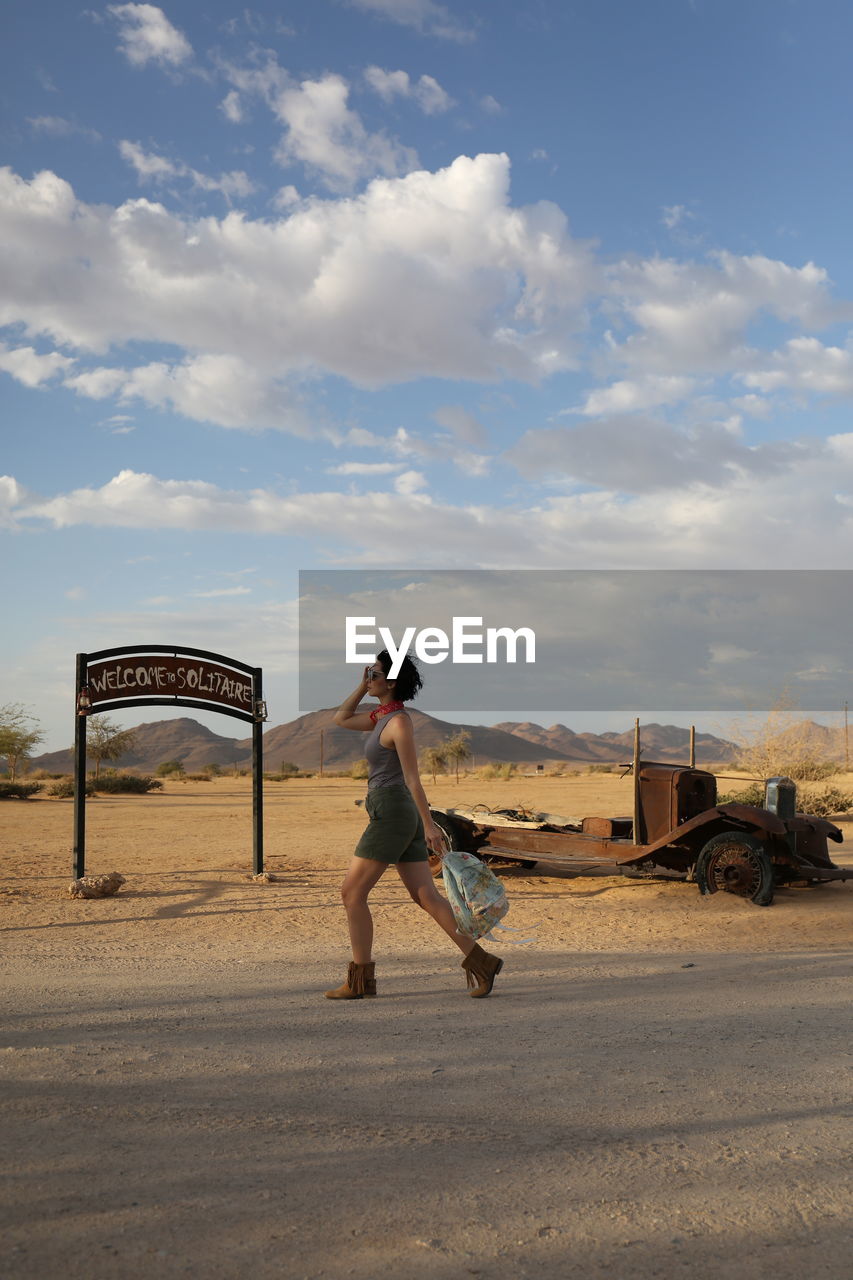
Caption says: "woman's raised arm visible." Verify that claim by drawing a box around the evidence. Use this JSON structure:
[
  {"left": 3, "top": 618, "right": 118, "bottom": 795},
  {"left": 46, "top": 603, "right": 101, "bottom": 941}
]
[{"left": 333, "top": 668, "right": 375, "bottom": 731}]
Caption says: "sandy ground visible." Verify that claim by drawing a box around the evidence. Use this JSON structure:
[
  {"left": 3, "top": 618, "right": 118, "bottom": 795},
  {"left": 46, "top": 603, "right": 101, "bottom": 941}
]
[{"left": 1, "top": 773, "right": 852, "bottom": 1280}]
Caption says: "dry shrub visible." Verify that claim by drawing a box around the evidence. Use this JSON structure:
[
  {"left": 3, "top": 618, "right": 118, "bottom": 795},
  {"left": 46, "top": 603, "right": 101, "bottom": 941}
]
[
  {"left": 798, "top": 785, "right": 853, "bottom": 817},
  {"left": 730, "top": 698, "right": 842, "bottom": 783},
  {"left": 479, "top": 762, "right": 516, "bottom": 780},
  {"left": 0, "top": 780, "right": 43, "bottom": 799},
  {"left": 718, "top": 782, "right": 766, "bottom": 807},
  {"left": 719, "top": 779, "right": 853, "bottom": 817},
  {"left": 92, "top": 774, "right": 161, "bottom": 794},
  {"left": 48, "top": 777, "right": 95, "bottom": 798}
]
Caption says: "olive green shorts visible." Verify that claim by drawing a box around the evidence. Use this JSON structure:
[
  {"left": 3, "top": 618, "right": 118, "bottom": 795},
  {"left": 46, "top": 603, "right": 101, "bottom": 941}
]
[{"left": 354, "top": 785, "right": 429, "bottom": 864}]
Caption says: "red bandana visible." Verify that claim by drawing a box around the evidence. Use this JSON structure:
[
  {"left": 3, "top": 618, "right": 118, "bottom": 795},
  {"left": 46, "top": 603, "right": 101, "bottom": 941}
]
[{"left": 369, "top": 700, "right": 404, "bottom": 725}]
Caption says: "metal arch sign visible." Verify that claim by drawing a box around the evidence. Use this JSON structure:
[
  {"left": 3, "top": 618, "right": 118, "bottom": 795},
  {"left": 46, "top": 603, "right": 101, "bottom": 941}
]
[
  {"left": 73, "top": 645, "right": 267, "bottom": 881},
  {"left": 86, "top": 654, "right": 255, "bottom": 719}
]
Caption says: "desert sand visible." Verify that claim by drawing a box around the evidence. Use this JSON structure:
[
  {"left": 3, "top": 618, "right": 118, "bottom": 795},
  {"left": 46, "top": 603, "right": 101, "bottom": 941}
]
[{"left": 2, "top": 772, "right": 852, "bottom": 1279}]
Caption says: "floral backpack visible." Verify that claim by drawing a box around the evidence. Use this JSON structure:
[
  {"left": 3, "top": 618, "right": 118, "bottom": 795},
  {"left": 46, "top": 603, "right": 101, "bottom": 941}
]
[{"left": 441, "top": 850, "right": 510, "bottom": 940}]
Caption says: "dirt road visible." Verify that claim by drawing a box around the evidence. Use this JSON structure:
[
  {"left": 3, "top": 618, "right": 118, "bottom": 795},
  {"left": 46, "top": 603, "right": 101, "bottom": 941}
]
[{"left": 2, "top": 776, "right": 851, "bottom": 1278}]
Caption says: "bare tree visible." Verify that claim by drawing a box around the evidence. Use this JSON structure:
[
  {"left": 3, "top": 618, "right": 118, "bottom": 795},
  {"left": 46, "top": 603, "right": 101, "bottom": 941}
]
[
  {"left": 86, "top": 715, "right": 138, "bottom": 779},
  {"left": 731, "top": 695, "right": 839, "bottom": 782},
  {"left": 0, "top": 703, "right": 44, "bottom": 781},
  {"left": 420, "top": 745, "right": 448, "bottom": 786},
  {"left": 443, "top": 730, "right": 472, "bottom": 782}
]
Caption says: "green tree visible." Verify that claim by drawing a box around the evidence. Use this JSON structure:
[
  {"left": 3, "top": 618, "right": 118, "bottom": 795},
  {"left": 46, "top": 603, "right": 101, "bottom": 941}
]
[
  {"left": 443, "top": 731, "right": 472, "bottom": 782},
  {"left": 0, "top": 704, "right": 44, "bottom": 781},
  {"left": 155, "top": 760, "right": 185, "bottom": 777},
  {"left": 420, "top": 745, "right": 448, "bottom": 785},
  {"left": 86, "top": 715, "right": 138, "bottom": 779}
]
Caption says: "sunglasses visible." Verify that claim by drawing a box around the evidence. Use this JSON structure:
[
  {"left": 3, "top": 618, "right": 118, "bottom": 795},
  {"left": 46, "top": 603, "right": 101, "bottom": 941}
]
[{"left": 366, "top": 667, "right": 388, "bottom": 680}]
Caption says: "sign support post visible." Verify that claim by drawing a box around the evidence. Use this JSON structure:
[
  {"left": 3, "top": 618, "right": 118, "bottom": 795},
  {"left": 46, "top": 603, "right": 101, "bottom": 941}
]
[
  {"left": 72, "top": 652, "right": 89, "bottom": 880},
  {"left": 253, "top": 666, "right": 264, "bottom": 875}
]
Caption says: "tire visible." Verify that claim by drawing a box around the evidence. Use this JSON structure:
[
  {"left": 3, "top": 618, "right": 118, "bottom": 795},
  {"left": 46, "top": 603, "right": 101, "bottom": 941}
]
[{"left": 695, "top": 831, "right": 774, "bottom": 906}]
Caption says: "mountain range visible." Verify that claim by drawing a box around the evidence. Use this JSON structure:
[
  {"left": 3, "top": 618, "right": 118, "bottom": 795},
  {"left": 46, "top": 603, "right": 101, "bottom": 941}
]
[{"left": 32, "top": 710, "right": 739, "bottom": 774}]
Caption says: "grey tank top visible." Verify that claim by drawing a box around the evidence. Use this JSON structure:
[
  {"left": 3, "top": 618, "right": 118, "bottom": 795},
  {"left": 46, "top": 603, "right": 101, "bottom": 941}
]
[{"left": 365, "top": 709, "right": 407, "bottom": 790}]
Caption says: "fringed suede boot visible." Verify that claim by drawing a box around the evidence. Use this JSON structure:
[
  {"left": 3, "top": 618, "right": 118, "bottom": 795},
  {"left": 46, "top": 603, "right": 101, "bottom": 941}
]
[
  {"left": 461, "top": 944, "right": 503, "bottom": 998},
  {"left": 324, "top": 961, "right": 376, "bottom": 1000}
]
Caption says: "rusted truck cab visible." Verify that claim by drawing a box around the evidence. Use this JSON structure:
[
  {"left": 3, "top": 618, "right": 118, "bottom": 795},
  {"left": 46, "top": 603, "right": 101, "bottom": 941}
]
[{"left": 635, "top": 764, "right": 718, "bottom": 843}]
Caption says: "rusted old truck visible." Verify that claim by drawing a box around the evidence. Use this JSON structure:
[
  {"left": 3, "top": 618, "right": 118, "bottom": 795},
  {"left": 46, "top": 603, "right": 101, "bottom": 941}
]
[{"left": 429, "top": 740, "right": 852, "bottom": 907}]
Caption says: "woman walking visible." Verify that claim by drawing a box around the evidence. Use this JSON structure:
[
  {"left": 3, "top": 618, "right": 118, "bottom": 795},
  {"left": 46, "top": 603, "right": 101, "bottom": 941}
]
[{"left": 325, "top": 651, "right": 503, "bottom": 1000}]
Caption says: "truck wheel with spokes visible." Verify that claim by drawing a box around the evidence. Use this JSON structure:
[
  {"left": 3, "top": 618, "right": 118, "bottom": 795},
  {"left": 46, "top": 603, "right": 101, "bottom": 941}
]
[{"left": 695, "top": 831, "right": 775, "bottom": 906}]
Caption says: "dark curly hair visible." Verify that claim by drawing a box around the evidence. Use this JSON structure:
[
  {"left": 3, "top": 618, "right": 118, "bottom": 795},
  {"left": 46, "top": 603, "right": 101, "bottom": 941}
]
[{"left": 376, "top": 649, "right": 423, "bottom": 703}]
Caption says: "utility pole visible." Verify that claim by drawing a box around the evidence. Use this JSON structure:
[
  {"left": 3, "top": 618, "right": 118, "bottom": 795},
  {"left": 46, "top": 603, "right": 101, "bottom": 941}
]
[
  {"left": 845, "top": 701, "right": 849, "bottom": 773},
  {"left": 319, "top": 727, "right": 324, "bottom": 778}
]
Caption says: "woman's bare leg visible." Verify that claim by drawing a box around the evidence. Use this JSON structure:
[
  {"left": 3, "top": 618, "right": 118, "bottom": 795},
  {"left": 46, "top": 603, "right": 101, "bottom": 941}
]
[
  {"left": 395, "top": 862, "right": 476, "bottom": 956},
  {"left": 340, "top": 856, "right": 388, "bottom": 963}
]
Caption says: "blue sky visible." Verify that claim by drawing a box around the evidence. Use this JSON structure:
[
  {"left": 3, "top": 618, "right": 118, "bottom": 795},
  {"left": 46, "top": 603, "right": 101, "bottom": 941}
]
[{"left": 4, "top": 0, "right": 853, "bottom": 750}]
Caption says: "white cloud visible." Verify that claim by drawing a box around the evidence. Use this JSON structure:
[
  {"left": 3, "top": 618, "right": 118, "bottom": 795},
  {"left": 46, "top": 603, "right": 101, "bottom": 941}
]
[
  {"left": 364, "top": 66, "right": 453, "bottom": 114},
  {"left": 65, "top": 354, "right": 309, "bottom": 433},
  {"left": 273, "top": 73, "right": 418, "bottom": 190},
  {"left": 413, "top": 73, "right": 452, "bottom": 114},
  {"left": 0, "top": 157, "right": 595, "bottom": 408},
  {"left": 577, "top": 375, "right": 696, "bottom": 416},
  {"left": 347, "top": 0, "right": 475, "bottom": 42},
  {"left": 222, "top": 55, "right": 418, "bottom": 188},
  {"left": 36, "top": 68, "right": 58, "bottom": 93},
  {"left": 739, "top": 337, "right": 853, "bottom": 396},
  {"left": 731, "top": 393, "right": 771, "bottom": 418},
  {"left": 220, "top": 91, "right": 245, "bottom": 123},
  {"left": 62, "top": 367, "right": 128, "bottom": 398},
  {"left": 0, "top": 475, "right": 34, "bottom": 529},
  {"left": 327, "top": 461, "right": 402, "bottom": 475},
  {"left": 217, "top": 50, "right": 289, "bottom": 103},
  {"left": 108, "top": 3, "right": 192, "bottom": 68},
  {"left": 119, "top": 140, "right": 255, "bottom": 199},
  {"left": 13, "top": 447, "right": 853, "bottom": 568},
  {"left": 480, "top": 95, "right": 502, "bottom": 114},
  {"left": 506, "top": 414, "right": 801, "bottom": 493},
  {"left": 390, "top": 425, "right": 492, "bottom": 477},
  {"left": 191, "top": 586, "right": 252, "bottom": 598},
  {"left": 606, "top": 251, "right": 842, "bottom": 376},
  {"left": 28, "top": 116, "right": 101, "bottom": 142},
  {"left": 394, "top": 469, "right": 428, "bottom": 494},
  {"left": 708, "top": 643, "right": 756, "bottom": 664},
  {"left": 364, "top": 67, "right": 410, "bottom": 101},
  {"left": 432, "top": 404, "right": 488, "bottom": 447},
  {"left": 661, "top": 204, "right": 691, "bottom": 230},
  {"left": 119, "top": 139, "right": 178, "bottom": 180},
  {"left": 189, "top": 169, "right": 255, "bottom": 199},
  {"left": 272, "top": 184, "right": 301, "bottom": 210},
  {"left": 0, "top": 343, "right": 74, "bottom": 387}
]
